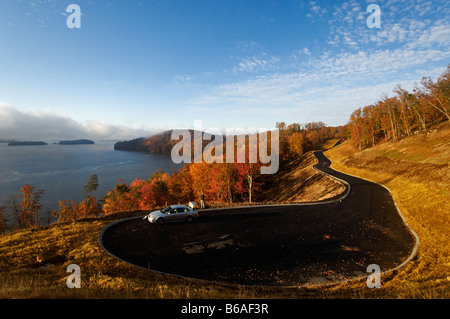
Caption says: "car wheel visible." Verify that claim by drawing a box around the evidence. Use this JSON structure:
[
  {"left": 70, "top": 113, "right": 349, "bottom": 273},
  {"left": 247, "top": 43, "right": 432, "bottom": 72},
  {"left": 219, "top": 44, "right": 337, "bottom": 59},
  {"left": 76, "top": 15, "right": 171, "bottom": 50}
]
[
  {"left": 185, "top": 216, "right": 193, "bottom": 223},
  {"left": 156, "top": 218, "right": 165, "bottom": 225}
]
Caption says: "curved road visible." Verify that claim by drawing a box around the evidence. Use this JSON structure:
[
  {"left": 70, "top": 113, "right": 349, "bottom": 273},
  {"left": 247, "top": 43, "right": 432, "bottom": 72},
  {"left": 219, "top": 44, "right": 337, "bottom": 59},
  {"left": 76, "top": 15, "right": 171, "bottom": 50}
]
[{"left": 99, "top": 151, "right": 418, "bottom": 287}]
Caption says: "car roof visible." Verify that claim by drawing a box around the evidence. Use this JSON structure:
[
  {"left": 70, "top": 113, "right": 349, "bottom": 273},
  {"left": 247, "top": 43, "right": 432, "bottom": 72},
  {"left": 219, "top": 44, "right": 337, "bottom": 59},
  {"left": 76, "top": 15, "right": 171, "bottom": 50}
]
[{"left": 169, "top": 205, "right": 189, "bottom": 209}]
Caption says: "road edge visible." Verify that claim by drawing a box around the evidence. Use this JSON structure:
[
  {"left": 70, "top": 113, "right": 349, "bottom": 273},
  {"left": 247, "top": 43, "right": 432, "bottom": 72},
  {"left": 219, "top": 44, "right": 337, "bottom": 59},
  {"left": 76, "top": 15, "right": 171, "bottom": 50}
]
[
  {"left": 320, "top": 150, "right": 420, "bottom": 277},
  {"left": 98, "top": 151, "right": 420, "bottom": 289}
]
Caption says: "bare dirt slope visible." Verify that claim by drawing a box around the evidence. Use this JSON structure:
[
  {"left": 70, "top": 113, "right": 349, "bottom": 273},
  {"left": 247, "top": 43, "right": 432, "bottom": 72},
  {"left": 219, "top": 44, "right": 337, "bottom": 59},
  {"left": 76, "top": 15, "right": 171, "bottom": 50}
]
[{"left": 257, "top": 151, "right": 346, "bottom": 203}]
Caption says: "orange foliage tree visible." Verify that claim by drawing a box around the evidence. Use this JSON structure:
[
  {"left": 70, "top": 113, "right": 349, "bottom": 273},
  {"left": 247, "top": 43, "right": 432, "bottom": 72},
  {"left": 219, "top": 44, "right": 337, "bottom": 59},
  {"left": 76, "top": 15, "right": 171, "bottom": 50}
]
[
  {"left": 167, "top": 164, "right": 195, "bottom": 204},
  {"left": 288, "top": 132, "right": 304, "bottom": 156},
  {"left": 53, "top": 200, "right": 81, "bottom": 222},
  {"left": 17, "top": 184, "right": 44, "bottom": 228},
  {"left": 78, "top": 196, "right": 104, "bottom": 218},
  {"left": 348, "top": 66, "right": 450, "bottom": 150},
  {"left": 103, "top": 181, "right": 137, "bottom": 215},
  {"left": 189, "top": 161, "right": 214, "bottom": 201}
]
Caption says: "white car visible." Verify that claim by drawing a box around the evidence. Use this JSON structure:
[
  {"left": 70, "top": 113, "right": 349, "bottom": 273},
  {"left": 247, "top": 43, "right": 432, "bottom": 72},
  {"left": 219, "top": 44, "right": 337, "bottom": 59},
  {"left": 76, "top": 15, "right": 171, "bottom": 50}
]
[{"left": 144, "top": 205, "right": 199, "bottom": 225}]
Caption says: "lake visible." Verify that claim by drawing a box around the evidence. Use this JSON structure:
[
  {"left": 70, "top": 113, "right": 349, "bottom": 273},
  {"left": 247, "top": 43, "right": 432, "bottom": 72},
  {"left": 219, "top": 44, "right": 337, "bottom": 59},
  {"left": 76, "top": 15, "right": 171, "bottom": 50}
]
[{"left": 0, "top": 142, "right": 184, "bottom": 224}]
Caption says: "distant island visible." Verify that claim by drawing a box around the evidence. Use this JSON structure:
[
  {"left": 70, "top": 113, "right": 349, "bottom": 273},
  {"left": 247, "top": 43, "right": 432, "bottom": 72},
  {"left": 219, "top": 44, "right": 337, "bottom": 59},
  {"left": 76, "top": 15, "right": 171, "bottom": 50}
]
[
  {"left": 58, "top": 139, "right": 95, "bottom": 145},
  {"left": 8, "top": 141, "right": 48, "bottom": 146}
]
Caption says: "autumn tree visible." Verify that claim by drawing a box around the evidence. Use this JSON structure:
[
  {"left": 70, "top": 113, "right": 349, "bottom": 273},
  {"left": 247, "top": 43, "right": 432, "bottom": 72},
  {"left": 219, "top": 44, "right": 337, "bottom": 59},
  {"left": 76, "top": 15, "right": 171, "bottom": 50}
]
[
  {"left": 348, "top": 67, "right": 449, "bottom": 149},
  {"left": 419, "top": 68, "right": 450, "bottom": 122},
  {"left": 17, "top": 184, "right": 44, "bottom": 228},
  {"left": 234, "top": 158, "right": 262, "bottom": 203},
  {"left": 133, "top": 179, "right": 169, "bottom": 209},
  {"left": 349, "top": 108, "right": 364, "bottom": 150},
  {"left": 7, "top": 195, "right": 21, "bottom": 228},
  {"left": 53, "top": 200, "right": 81, "bottom": 222},
  {"left": 189, "top": 161, "right": 214, "bottom": 201},
  {"left": 276, "top": 122, "right": 290, "bottom": 159},
  {"left": 396, "top": 85, "right": 427, "bottom": 131},
  {"left": 84, "top": 174, "right": 99, "bottom": 196},
  {"left": 103, "top": 181, "right": 136, "bottom": 215},
  {"left": 78, "top": 196, "right": 103, "bottom": 218},
  {"left": 218, "top": 163, "right": 238, "bottom": 203},
  {"left": 0, "top": 205, "right": 7, "bottom": 233},
  {"left": 167, "top": 165, "right": 195, "bottom": 204},
  {"left": 362, "top": 105, "right": 376, "bottom": 147},
  {"left": 205, "top": 163, "right": 238, "bottom": 203},
  {"left": 148, "top": 170, "right": 171, "bottom": 207},
  {"left": 288, "top": 132, "right": 304, "bottom": 156}
]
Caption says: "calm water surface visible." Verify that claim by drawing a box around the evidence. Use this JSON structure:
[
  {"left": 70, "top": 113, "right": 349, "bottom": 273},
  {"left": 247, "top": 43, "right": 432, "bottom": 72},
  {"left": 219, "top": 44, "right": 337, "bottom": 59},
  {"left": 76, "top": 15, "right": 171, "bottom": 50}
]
[{"left": 0, "top": 142, "right": 183, "bottom": 223}]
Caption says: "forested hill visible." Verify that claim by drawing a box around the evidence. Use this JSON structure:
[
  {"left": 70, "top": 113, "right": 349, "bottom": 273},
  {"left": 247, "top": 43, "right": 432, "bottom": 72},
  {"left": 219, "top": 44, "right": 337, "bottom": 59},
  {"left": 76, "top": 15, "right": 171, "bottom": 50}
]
[
  {"left": 113, "top": 130, "right": 216, "bottom": 155},
  {"left": 114, "top": 137, "right": 150, "bottom": 152},
  {"left": 113, "top": 124, "right": 346, "bottom": 161}
]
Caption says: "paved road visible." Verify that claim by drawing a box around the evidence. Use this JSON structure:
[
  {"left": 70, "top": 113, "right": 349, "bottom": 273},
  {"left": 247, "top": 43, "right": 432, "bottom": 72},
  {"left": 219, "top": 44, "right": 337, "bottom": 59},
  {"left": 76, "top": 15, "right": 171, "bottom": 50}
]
[{"left": 99, "top": 151, "right": 417, "bottom": 286}]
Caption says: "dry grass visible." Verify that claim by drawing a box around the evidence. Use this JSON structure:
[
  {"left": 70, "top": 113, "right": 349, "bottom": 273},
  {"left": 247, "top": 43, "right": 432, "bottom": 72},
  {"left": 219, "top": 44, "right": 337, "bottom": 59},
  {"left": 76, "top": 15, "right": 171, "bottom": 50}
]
[
  {"left": 324, "top": 121, "right": 450, "bottom": 298},
  {"left": 0, "top": 126, "right": 448, "bottom": 299},
  {"left": 0, "top": 215, "right": 263, "bottom": 299}
]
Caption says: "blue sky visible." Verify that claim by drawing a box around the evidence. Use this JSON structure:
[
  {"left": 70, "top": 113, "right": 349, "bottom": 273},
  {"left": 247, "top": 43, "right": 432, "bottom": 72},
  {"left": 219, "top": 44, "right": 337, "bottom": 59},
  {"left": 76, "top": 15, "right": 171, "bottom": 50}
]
[{"left": 0, "top": 0, "right": 449, "bottom": 140}]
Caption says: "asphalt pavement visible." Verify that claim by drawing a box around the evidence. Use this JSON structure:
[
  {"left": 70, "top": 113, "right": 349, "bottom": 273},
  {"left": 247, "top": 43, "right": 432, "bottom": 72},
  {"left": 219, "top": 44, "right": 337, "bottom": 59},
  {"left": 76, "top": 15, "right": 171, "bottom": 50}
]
[{"left": 99, "top": 151, "right": 418, "bottom": 287}]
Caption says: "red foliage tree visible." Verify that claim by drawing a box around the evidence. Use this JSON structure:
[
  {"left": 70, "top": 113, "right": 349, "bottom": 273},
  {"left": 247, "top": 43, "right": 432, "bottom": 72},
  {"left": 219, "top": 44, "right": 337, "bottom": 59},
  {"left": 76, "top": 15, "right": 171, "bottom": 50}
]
[{"left": 234, "top": 160, "right": 262, "bottom": 203}]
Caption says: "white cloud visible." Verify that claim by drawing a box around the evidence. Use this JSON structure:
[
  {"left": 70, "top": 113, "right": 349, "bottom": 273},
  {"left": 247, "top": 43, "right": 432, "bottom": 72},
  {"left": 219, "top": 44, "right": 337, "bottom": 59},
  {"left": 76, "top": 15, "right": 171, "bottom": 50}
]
[
  {"left": 326, "top": 0, "right": 450, "bottom": 52},
  {"left": 232, "top": 54, "right": 280, "bottom": 73},
  {"left": 408, "top": 22, "right": 450, "bottom": 49},
  {"left": 306, "top": 0, "right": 328, "bottom": 20},
  {"left": 189, "top": 39, "right": 449, "bottom": 126},
  {"left": 311, "top": 5, "right": 321, "bottom": 14},
  {"left": 189, "top": 79, "right": 419, "bottom": 126},
  {"left": 308, "top": 48, "right": 450, "bottom": 78},
  {"left": 0, "top": 104, "right": 158, "bottom": 141}
]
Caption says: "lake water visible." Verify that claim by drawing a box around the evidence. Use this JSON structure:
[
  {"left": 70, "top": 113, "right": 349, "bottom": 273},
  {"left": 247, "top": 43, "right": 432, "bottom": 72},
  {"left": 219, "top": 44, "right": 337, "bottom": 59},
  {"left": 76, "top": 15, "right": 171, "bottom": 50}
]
[{"left": 0, "top": 142, "right": 184, "bottom": 224}]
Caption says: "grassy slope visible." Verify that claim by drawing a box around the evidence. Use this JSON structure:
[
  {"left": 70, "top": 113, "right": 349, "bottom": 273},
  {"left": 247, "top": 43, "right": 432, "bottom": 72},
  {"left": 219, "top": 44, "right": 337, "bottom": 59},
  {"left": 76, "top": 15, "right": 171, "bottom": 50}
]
[
  {"left": 0, "top": 213, "right": 253, "bottom": 299},
  {"left": 0, "top": 129, "right": 448, "bottom": 299},
  {"left": 324, "top": 121, "right": 450, "bottom": 298}
]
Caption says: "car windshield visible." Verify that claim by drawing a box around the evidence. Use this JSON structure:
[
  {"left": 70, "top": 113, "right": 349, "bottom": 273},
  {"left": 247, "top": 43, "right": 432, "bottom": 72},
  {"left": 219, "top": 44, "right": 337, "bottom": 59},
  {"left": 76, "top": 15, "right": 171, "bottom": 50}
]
[{"left": 161, "top": 206, "right": 172, "bottom": 214}]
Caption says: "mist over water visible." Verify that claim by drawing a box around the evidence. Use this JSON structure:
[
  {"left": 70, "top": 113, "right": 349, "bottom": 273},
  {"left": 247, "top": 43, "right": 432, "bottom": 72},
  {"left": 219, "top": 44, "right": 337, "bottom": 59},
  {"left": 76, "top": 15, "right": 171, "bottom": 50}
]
[{"left": 0, "top": 142, "right": 183, "bottom": 224}]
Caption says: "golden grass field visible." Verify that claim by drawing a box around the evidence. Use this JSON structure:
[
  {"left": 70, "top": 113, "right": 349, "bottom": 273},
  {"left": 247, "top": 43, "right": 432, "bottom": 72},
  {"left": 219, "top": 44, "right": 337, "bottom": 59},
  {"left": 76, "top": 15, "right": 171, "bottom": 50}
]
[
  {"left": 0, "top": 123, "right": 448, "bottom": 299},
  {"left": 324, "top": 121, "right": 450, "bottom": 298}
]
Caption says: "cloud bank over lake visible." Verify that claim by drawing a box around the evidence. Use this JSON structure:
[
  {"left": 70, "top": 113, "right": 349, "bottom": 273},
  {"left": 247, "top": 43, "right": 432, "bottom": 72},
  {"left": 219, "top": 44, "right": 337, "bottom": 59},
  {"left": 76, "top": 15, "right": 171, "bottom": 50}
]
[{"left": 0, "top": 104, "right": 159, "bottom": 141}]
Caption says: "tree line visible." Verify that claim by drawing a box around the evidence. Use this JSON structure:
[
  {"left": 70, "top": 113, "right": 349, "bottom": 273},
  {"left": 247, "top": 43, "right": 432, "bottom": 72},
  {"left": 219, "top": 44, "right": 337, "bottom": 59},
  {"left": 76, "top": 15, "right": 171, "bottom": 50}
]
[
  {"left": 0, "top": 161, "right": 267, "bottom": 231},
  {"left": 0, "top": 175, "right": 103, "bottom": 232},
  {"left": 348, "top": 66, "right": 450, "bottom": 150},
  {"left": 276, "top": 121, "right": 346, "bottom": 159}
]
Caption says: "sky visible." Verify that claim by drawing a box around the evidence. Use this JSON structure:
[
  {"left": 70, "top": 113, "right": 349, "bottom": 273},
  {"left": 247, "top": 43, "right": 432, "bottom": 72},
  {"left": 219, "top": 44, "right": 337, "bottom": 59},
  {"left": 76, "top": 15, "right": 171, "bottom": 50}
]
[{"left": 0, "top": 0, "right": 449, "bottom": 141}]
